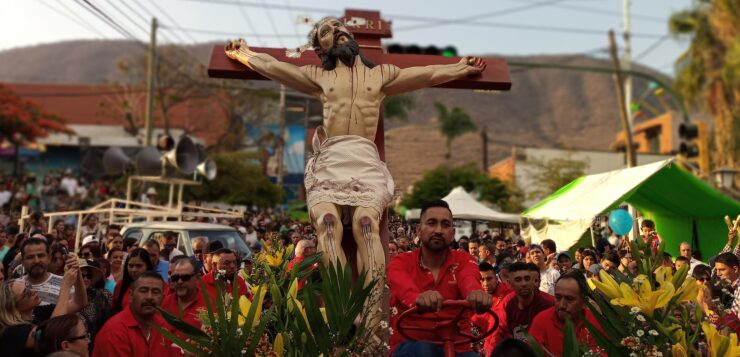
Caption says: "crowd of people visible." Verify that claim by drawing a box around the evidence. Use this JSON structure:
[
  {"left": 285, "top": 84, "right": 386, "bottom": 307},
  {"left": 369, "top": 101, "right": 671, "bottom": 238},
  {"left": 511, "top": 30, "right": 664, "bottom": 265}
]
[
  {"left": 1, "top": 172, "right": 738, "bottom": 357},
  {"left": 386, "top": 200, "right": 737, "bottom": 357}
]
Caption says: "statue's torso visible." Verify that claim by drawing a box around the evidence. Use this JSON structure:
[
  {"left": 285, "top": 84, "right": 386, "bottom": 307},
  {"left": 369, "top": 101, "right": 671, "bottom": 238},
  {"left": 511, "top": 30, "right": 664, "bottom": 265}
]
[{"left": 306, "top": 63, "right": 398, "bottom": 141}]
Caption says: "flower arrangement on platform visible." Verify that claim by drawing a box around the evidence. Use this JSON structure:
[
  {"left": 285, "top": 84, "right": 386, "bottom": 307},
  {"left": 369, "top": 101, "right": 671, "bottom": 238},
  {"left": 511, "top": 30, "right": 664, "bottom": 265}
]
[
  {"left": 531, "top": 234, "right": 740, "bottom": 357},
  {"left": 155, "top": 240, "right": 380, "bottom": 357}
]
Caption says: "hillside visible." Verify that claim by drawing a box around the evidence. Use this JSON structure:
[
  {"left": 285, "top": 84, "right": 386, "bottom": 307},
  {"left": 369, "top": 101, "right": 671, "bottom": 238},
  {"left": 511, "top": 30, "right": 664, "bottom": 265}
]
[{"left": 0, "top": 40, "right": 674, "bottom": 194}]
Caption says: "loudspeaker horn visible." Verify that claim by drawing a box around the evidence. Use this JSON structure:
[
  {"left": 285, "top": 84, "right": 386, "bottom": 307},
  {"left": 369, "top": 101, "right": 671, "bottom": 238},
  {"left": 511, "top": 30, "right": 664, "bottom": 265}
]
[
  {"left": 195, "top": 143, "right": 208, "bottom": 163},
  {"left": 197, "top": 158, "right": 217, "bottom": 180},
  {"left": 163, "top": 136, "right": 199, "bottom": 175},
  {"left": 135, "top": 147, "right": 163, "bottom": 176},
  {"left": 102, "top": 147, "right": 132, "bottom": 176}
]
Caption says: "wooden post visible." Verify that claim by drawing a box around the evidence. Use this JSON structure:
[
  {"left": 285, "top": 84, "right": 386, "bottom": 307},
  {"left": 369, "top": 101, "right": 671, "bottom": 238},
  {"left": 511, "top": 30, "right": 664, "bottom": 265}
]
[{"left": 19, "top": 205, "right": 28, "bottom": 233}]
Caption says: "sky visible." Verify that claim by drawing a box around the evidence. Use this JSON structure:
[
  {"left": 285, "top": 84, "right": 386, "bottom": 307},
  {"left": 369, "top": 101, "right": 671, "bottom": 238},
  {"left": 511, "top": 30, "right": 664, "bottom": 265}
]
[{"left": 2, "top": 0, "right": 695, "bottom": 76}]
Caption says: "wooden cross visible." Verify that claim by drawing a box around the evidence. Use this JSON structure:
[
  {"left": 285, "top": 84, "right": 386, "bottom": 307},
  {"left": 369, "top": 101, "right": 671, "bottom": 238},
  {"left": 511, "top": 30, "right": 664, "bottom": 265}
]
[
  {"left": 207, "top": 8, "right": 512, "bottom": 267},
  {"left": 207, "top": 8, "right": 512, "bottom": 159}
]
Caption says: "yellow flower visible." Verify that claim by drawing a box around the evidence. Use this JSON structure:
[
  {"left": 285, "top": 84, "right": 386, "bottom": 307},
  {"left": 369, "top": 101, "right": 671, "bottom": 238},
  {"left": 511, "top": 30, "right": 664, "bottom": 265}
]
[
  {"left": 702, "top": 322, "right": 740, "bottom": 357},
  {"left": 238, "top": 286, "right": 267, "bottom": 329},
  {"left": 611, "top": 279, "right": 674, "bottom": 317},
  {"left": 289, "top": 296, "right": 311, "bottom": 333},
  {"left": 265, "top": 250, "right": 284, "bottom": 268},
  {"left": 674, "top": 277, "right": 701, "bottom": 303},
  {"left": 319, "top": 307, "right": 328, "bottom": 323},
  {"left": 672, "top": 343, "right": 688, "bottom": 357},
  {"left": 273, "top": 333, "right": 285, "bottom": 357},
  {"left": 592, "top": 269, "right": 622, "bottom": 299}
]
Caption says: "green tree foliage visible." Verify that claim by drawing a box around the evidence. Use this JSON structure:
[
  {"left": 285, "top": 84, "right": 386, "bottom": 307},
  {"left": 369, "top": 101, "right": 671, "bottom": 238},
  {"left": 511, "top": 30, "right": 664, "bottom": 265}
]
[
  {"left": 525, "top": 154, "right": 588, "bottom": 202},
  {"left": 186, "top": 152, "right": 284, "bottom": 207},
  {"left": 402, "top": 164, "right": 511, "bottom": 210},
  {"left": 670, "top": 0, "right": 740, "bottom": 167},
  {"left": 434, "top": 101, "right": 478, "bottom": 161},
  {"left": 383, "top": 94, "right": 415, "bottom": 121}
]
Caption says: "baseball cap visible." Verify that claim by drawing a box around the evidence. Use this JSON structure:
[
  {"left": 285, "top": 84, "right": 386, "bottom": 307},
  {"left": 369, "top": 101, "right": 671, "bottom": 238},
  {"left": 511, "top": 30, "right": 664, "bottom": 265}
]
[{"left": 81, "top": 235, "right": 99, "bottom": 247}]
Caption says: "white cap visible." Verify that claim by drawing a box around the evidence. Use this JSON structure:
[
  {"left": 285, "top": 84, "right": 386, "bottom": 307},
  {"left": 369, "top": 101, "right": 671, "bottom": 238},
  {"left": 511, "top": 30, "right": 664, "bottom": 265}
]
[
  {"left": 146, "top": 187, "right": 157, "bottom": 195},
  {"left": 81, "top": 235, "right": 99, "bottom": 247},
  {"left": 237, "top": 227, "right": 247, "bottom": 234}
]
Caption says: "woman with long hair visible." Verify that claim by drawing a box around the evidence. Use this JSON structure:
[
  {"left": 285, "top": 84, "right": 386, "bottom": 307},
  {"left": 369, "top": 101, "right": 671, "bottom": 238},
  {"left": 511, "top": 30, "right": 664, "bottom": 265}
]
[
  {"left": 112, "top": 248, "right": 153, "bottom": 313},
  {"left": 2, "top": 232, "right": 28, "bottom": 279},
  {"left": 78, "top": 260, "right": 112, "bottom": 350},
  {"left": 48, "top": 243, "right": 68, "bottom": 276},
  {"left": 35, "top": 314, "right": 90, "bottom": 357},
  {"left": 106, "top": 248, "right": 124, "bottom": 283},
  {"left": 0, "top": 266, "right": 79, "bottom": 356}
]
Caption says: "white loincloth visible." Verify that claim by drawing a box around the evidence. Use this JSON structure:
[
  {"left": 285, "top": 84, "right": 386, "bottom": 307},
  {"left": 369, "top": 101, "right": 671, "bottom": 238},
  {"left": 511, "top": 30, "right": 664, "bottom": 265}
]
[{"left": 304, "top": 127, "right": 394, "bottom": 216}]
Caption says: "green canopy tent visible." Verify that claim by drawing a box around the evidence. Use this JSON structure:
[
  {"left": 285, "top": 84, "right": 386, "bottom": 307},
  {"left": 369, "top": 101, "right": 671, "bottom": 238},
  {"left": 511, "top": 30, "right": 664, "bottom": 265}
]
[{"left": 522, "top": 159, "right": 740, "bottom": 259}]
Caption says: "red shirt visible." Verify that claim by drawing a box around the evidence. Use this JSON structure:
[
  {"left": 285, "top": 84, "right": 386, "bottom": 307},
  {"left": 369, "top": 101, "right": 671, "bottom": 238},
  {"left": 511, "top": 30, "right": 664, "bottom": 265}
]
[
  {"left": 287, "top": 256, "right": 317, "bottom": 289},
  {"left": 161, "top": 288, "right": 206, "bottom": 356},
  {"left": 471, "top": 281, "right": 514, "bottom": 354},
  {"left": 388, "top": 248, "right": 484, "bottom": 354},
  {"left": 529, "top": 306, "right": 604, "bottom": 357},
  {"left": 202, "top": 271, "right": 249, "bottom": 302},
  {"left": 112, "top": 282, "right": 131, "bottom": 311},
  {"left": 92, "top": 306, "right": 178, "bottom": 357},
  {"left": 491, "top": 290, "right": 555, "bottom": 347}
]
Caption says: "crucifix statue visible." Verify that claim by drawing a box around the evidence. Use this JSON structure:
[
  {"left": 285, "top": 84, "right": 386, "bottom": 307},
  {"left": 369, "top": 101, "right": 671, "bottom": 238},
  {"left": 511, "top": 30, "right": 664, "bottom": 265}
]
[{"left": 209, "top": 8, "right": 511, "bottom": 340}]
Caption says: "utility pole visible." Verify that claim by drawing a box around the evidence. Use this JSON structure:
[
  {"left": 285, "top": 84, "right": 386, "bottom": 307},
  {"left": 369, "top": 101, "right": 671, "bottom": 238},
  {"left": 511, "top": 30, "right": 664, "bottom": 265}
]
[
  {"left": 144, "top": 17, "right": 158, "bottom": 147},
  {"left": 623, "top": 0, "right": 633, "bottom": 128},
  {"left": 276, "top": 84, "right": 286, "bottom": 188},
  {"left": 609, "top": 30, "right": 636, "bottom": 168},
  {"left": 481, "top": 126, "right": 488, "bottom": 171}
]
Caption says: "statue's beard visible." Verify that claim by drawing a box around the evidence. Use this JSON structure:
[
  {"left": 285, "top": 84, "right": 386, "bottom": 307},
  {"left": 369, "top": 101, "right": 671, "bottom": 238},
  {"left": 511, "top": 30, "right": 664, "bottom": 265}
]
[{"left": 320, "top": 32, "right": 375, "bottom": 71}]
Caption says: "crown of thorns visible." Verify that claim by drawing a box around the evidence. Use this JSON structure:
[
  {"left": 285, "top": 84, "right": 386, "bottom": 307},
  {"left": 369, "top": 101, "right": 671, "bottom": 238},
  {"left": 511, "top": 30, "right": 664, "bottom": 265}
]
[{"left": 285, "top": 16, "right": 366, "bottom": 58}]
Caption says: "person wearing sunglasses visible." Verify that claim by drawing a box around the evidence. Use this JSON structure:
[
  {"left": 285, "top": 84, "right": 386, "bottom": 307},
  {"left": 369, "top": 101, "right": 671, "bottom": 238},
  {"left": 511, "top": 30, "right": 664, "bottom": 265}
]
[
  {"left": 78, "top": 259, "right": 113, "bottom": 351},
  {"left": 162, "top": 257, "right": 205, "bottom": 330},
  {"left": 0, "top": 263, "right": 82, "bottom": 357},
  {"left": 35, "top": 313, "right": 91, "bottom": 357}
]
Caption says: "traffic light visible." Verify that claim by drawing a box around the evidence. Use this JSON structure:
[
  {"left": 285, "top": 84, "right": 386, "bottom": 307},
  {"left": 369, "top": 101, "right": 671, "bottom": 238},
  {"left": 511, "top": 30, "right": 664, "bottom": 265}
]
[
  {"left": 386, "top": 44, "right": 458, "bottom": 57},
  {"left": 678, "top": 121, "right": 709, "bottom": 177}
]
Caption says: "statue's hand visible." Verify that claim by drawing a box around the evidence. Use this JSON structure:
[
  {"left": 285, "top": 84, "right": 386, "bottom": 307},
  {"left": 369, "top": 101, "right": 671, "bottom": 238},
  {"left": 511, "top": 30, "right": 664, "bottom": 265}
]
[
  {"left": 225, "top": 38, "right": 250, "bottom": 60},
  {"left": 460, "top": 56, "right": 486, "bottom": 75}
]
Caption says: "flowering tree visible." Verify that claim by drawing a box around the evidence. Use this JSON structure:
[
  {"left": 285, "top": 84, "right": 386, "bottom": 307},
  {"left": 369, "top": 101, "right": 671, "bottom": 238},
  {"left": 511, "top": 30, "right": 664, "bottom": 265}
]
[{"left": 0, "top": 84, "right": 73, "bottom": 144}]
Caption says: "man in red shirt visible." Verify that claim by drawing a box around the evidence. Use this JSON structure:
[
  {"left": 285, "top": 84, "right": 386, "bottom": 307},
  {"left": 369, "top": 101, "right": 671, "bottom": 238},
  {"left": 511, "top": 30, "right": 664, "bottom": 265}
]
[
  {"left": 490, "top": 262, "right": 554, "bottom": 347},
  {"left": 388, "top": 200, "right": 492, "bottom": 356},
  {"left": 472, "top": 262, "right": 513, "bottom": 355},
  {"left": 287, "top": 239, "right": 317, "bottom": 289},
  {"left": 202, "top": 248, "right": 249, "bottom": 300},
  {"left": 93, "top": 271, "right": 177, "bottom": 357},
  {"left": 529, "top": 270, "right": 604, "bottom": 357},
  {"left": 162, "top": 257, "right": 205, "bottom": 329}
]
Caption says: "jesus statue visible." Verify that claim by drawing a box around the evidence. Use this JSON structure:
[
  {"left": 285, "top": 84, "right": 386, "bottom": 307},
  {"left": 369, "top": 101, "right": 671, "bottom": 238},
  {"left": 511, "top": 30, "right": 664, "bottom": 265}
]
[{"left": 225, "top": 15, "right": 485, "bottom": 334}]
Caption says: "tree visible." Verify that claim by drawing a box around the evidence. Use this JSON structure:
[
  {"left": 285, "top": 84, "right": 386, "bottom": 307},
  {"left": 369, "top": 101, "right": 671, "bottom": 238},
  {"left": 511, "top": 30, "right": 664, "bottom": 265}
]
[
  {"left": 402, "top": 164, "right": 511, "bottom": 211},
  {"left": 383, "top": 94, "right": 415, "bottom": 121},
  {"left": 186, "top": 151, "right": 284, "bottom": 207},
  {"left": 0, "top": 84, "right": 73, "bottom": 175},
  {"left": 434, "top": 101, "right": 478, "bottom": 185},
  {"left": 524, "top": 154, "right": 588, "bottom": 202},
  {"left": 670, "top": 0, "right": 740, "bottom": 168}
]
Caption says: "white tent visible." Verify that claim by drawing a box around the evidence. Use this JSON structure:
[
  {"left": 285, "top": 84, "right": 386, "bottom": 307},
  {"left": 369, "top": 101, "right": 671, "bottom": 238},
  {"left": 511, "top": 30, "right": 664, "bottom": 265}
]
[{"left": 442, "top": 187, "right": 520, "bottom": 223}]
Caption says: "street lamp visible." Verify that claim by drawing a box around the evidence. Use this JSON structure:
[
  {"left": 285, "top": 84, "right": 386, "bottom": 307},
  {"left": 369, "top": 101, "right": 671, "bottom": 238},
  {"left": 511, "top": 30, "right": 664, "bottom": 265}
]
[{"left": 713, "top": 167, "right": 739, "bottom": 189}]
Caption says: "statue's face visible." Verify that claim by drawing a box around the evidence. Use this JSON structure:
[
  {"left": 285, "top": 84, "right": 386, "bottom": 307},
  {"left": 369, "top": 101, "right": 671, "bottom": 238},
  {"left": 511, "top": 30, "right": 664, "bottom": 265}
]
[{"left": 316, "top": 18, "right": 353, "bottom": 53}]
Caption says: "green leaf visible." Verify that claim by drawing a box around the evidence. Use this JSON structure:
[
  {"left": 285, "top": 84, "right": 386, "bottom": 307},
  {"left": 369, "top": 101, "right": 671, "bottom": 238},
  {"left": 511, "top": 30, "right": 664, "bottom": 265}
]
[
  {"left": 524, "top": 331, "right": 546, "bottom": 357},
  {"left": 156, "top": 306, "right": 210, "bottom": 340},
  {"left": 151, "top": 323, "right": 204, "bottom": 356}
]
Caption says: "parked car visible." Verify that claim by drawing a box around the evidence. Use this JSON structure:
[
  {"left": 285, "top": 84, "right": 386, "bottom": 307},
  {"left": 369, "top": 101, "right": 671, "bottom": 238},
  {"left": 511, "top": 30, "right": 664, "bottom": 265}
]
[{"left": 121, "top": 221, "right": 251, "bottom": 261}]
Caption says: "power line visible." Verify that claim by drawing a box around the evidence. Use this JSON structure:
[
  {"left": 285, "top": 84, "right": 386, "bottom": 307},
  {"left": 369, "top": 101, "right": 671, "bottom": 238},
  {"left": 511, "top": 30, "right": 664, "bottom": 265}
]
[
  {"left": 521, "top": 0, "right": 668, "bottom": 23},
  {"left": 633, "top": 34, "right": 671, "bottom": 62},
  {"left": 180, "top": 0, "right": 665, "bottom": 39},
  {"left": 35, "top": 0, "right": 107, "bottom": 38},
  {"left": 128, "top": 0, "right": 183, "bottom": 44},
  {"left": 396, "top": 0, "right": 573, "bottom": 31},
  {"left": 74, "top": 0, "right": 142, "bottom": 41},
  {"left": 103, "top": 0, "right": 151, "bottom": 38},
  {"left": 260, "top": 0, "right": 285, "bottom": 47},
  {"left": 147, "top": 0, "right": 199, "bottom": 44},
  {"left": 237, "top": 0, "right": 265, "bottom": 46},
  {"left": 159, "top": 25, "right": 301, "bottom": 38}
]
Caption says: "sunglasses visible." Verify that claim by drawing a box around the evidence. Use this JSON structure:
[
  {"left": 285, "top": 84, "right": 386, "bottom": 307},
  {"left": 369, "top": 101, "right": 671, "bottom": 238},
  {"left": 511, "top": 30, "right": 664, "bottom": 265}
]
[
  {"left": 170, "top": 274, "right": 195, "bottom": 282},
  {"left": 193, "top": 249, "right": 203, "bottom": 255},
  {"left": 80, "top": 252, "right": 92, "bottom": 258},
  {"left": 696, "top": 277, "right": 710, "bottom": 283},
  {"left": 81, "top": 273, "right": 92, "bottom": 279},
  {"left": 65, "top": 333, "right": 90, "bottom": 342}
]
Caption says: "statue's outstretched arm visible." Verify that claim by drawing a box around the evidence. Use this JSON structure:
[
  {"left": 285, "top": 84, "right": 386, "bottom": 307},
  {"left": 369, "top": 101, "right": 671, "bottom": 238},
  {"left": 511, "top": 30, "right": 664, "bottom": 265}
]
[
  {"left": 382, "top": 57, "right": 486, "bottom": 96},
  {"left": 226, "top": 39, "right": 322, "bottom": 96}
]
